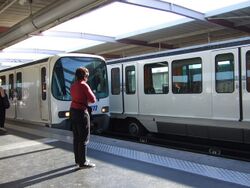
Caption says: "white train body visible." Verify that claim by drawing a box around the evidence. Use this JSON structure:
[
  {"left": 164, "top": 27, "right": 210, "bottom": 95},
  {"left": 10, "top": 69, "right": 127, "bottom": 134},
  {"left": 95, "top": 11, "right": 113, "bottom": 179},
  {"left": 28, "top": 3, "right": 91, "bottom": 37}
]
[
  {"left": 107, "top": 37, "right": 250, "bottom": 143},
  {"left": 0, "top": 54, "right": 109, "bottom": 130}
]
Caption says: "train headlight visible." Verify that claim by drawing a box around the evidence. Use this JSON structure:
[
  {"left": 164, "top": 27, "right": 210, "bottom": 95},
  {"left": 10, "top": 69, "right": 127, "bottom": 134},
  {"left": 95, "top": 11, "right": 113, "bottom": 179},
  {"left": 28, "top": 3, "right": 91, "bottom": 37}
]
[
  {"left": 101, "top": 106, "right": 109, "bottom": 113},
  {"left": 65, "top": 112, "right": 70, "bottom": 117},
  {"left": 58, "top": 111, "right": 70, "bottom": 118}
]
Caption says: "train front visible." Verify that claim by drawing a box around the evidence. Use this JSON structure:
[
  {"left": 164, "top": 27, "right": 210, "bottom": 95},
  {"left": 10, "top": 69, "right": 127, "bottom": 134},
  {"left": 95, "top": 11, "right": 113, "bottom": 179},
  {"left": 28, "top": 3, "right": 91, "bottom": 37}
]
[{"left": 51, "top": 54, "right": 109, "bottom": 131}]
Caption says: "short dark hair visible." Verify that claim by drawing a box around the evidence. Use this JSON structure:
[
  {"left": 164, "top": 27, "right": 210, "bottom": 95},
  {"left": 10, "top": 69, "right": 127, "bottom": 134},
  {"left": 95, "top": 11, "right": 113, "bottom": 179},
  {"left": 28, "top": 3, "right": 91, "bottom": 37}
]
[{"left": 75, "top": 67, "right": 89, "bottom": 81}]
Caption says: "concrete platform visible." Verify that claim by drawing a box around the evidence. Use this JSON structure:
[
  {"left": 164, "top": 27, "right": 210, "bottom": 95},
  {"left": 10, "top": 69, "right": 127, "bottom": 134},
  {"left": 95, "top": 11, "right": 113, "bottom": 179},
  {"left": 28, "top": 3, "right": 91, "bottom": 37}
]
[{"left": 0, "top": 122, "right": 249, "bottom": 188}]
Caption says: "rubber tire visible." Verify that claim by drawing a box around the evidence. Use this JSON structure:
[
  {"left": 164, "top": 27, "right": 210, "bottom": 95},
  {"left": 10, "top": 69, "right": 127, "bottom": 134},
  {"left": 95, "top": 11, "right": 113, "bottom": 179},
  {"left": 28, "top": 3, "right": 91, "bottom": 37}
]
[{"left": 127, "top": 119, "right": 145, "bottom": 137}]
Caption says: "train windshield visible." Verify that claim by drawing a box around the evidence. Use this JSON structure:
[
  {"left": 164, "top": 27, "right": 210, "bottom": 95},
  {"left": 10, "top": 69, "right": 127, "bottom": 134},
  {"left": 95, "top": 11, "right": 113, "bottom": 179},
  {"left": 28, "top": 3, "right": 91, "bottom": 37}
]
[{"left": 52, "top": 56, "right": 108, "bottom": 101}]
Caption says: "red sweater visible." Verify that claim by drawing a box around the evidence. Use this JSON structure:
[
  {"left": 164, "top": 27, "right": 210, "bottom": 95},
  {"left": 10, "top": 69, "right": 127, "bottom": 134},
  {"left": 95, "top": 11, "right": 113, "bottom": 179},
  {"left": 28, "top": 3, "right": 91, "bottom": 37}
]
[{"left": 70, "top": 80, "right": 96, "bottom": 110}]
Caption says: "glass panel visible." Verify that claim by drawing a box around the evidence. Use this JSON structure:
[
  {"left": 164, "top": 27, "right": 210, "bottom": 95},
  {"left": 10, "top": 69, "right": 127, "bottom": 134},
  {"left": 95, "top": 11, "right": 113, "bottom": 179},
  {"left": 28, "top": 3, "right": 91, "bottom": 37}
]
[
  {"left": 16, "top": 72, "right": 22, "bottom": 100},
  {"left": 172, "top": 58, "right": 202, "bottom": 94},
  {"left": 111, "top": 68, "right": 120, "bottom": 95},
  {"left": 144, "top": 62, "right": 169, "bottom": 94},
  {"left": 41, "top": 67, "right": 46, "bottom": 100},
  {"left": 125, "top": 66, "right": 136, "bottom": 94},
  {"left": 246, "top": 51, "right": 250, "bottom": 92},
  {"left": 0, "top": 76, "right": 6, "bottom": 87},
  {"left": 215, "top": 53, "right": 234, "bottom": 93},
  {"left": 9, "top": 74, "right": 14, "bottom": 99},
  {"left": 52, "top": 56, "right": 108, "bottom": 101}
]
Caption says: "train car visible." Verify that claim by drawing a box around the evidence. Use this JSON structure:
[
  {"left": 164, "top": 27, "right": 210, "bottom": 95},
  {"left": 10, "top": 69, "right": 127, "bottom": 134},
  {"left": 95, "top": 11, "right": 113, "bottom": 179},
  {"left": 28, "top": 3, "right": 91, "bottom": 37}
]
[
  {"left": 0, "top": 53, "right": 109, "bottom": 131},
  {"left": 107, "top": 37, "right": 250, "bottom": 144}
]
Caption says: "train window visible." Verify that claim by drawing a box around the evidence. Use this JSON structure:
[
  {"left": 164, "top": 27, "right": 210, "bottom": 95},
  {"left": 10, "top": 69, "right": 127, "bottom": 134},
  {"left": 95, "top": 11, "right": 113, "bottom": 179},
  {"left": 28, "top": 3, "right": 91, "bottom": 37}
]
[
  {"left": 111, "top": 68, "right": 120, "bottom": 95},
  {"left": 144, "top": 62, "right": 169, "bottom": 94},
  {"left": 125, "top": 66, "right": 136, "bottom": 94},
  {"left": 172, "top": 57, "right": 202, "bottom": 94},
  {"left": 9, "top": 74, "right": 14, "bottom": 99},
  {"left": 0, "top": 76, "right": 6, "bottom": 87},
  {"left": 52, "top": 57, "right": 108, "bottom": 100},
  {"left": 16, "top": 72, "right": 22, "bottom": 100},
  {"left": 246, "top": 51, "right": 250, "bottom": 92},
  {"left": 215, "top": 53, "right": 234, "bottom": 93},
  {"left": 41, "top": 67, "right": 46, "bottom": 100}
]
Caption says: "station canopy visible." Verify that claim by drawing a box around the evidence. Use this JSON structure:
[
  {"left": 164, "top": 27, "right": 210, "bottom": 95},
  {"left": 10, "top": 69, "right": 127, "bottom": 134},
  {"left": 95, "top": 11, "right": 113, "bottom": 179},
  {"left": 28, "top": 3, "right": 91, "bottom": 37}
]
[{"left": 0, "top": 0, "right": 250, "bottom": 70}]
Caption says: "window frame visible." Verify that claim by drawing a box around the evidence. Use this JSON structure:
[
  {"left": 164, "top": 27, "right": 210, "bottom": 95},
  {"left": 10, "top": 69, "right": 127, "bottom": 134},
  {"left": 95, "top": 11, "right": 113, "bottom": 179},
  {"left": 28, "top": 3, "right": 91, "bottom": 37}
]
[
  {"left": 144, "top": 61, "right": 169, "bottom": 95},
  {"left": 125, "top": 65, "right": 136, "bottom": 95},
  {"left": 16, "top": 72, "right": 22, "bottom": 100},
  {"left": 172, "top": 57, "right": 202, "bottom": 94},
  {"left": 111, "top": 67, "right": 121, "bottom": 95},
  {"left": 41, "top": 67, "right": 47, "bottom": 100},
  {"left": 8, "top": 74, "right": 14, "bottom": 99},
  {"left": 246, "top": 51, "right": 250, "bottom": 92},
  {"left": 215, "top": 53, "right": 235, "bottom": 93}
]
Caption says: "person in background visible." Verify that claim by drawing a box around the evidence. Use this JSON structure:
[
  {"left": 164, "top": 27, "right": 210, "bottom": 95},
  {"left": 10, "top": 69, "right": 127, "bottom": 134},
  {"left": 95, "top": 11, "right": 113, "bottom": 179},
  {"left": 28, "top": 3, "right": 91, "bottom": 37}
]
[
  {"left": 173, "top": 83, "right": 182, "bottom": 93},
  {"left": 70, "top": 67, "right": 96, "bottom": 169},
  {"left": 0, "top": 87, "right": 7, "bottom": 130}
]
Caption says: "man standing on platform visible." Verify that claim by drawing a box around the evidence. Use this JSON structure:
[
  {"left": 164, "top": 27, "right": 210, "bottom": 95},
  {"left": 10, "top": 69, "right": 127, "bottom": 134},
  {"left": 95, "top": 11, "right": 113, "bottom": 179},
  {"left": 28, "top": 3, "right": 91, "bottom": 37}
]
[{"left": 70, "top": 67, "right": 96, "bottom": 169}]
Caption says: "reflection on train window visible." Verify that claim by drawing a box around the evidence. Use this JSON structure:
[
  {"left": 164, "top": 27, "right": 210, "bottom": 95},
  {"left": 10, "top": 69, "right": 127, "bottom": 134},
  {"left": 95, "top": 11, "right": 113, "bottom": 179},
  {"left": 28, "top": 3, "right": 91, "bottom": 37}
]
[
  {"left": 9, "top": 74, "right": 14, "bottom": 99},
  {"left": 52, "top": 57, "right": 108, "bottom": 101},
  {"left": 144, "top": 62, "right": 169, "bottom": 94},
  {"left": 246, "top": 51, "right": 250, "bottom": 92},
  {"left": 16, "top": 72, "right": 22, "bottom": 100},
  {"left": 111, "top": 68, "right": 120, "bottom": 95},
  {"left": 125, "top": 66, "right": 136, "bottom": 94},
  {"left": 215, "top": 53, "right": 234, "bottom": 93},
  {"left": 41, "top": 67, "right": 46, "bottom": 100},
  {"left": 172, "top": 57, "right": 202, "bottom": 94}
]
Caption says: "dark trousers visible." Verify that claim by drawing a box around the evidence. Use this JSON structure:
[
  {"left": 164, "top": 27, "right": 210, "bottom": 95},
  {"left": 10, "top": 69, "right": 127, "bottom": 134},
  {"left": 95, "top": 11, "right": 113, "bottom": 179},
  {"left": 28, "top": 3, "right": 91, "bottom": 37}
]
[
  {"left": 0, "top": 109, "right": 5, "bottom": 128},
  {"left": 70, "top": 108, "right": 90, "bottom": 166}
]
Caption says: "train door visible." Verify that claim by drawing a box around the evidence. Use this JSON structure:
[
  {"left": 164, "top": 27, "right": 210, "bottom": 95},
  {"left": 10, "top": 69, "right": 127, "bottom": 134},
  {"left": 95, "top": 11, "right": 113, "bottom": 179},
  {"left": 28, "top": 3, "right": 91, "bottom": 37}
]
[
  {"left": 109, "top": 64, "right": 123, "bottom": 114},
  {"left": 15, "top": 69, "right": 22, "bottom": 119},
  {"left": 241, "top": 46, "right": 250, "bottom": 121},
  {"left": 123, "top": 63, "right": 138, "bottom": 114},
  {"left": 211, "top": 48, "right": 240, "bottom": 120},
  {"left": 7, "top": 73, "right": 16, "bottom": 118},
  {"left": 40, "top": 65, "right": 49, "bottom": 120}
]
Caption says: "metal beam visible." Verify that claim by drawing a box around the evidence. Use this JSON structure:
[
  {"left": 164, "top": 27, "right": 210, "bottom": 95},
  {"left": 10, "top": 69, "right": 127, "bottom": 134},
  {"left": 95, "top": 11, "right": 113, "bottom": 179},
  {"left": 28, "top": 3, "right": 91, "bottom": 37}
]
[
  {"left": 119, "top": 0, "right": 250, "bottom": 34},
  {"left": 101, "top": 54, "right": 122, "bottom": 59},
  {"left": 42, "top": 31, "right": 173, "bottom": 49},
  {"left": 151, "top": 28, "right": 221, "bottom": 43},
  {"left": 0, "top": 0, "right": 113, "bottom": 49},
  {"left": 117, "top": 38, "right": 174, "bottom": 49},
  {"left": 118, "top": 0, "right": 206, "bottom": 21},
  {"left": 207, "top": 19, "right": 250, "bottom": 34}
]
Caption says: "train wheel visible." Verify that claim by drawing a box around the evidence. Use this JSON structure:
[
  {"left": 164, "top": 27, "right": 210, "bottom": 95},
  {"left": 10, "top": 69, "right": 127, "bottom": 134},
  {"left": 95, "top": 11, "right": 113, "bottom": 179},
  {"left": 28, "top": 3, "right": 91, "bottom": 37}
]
[{"left": 127, "top": 119, "right": 146, "bottom": 137}]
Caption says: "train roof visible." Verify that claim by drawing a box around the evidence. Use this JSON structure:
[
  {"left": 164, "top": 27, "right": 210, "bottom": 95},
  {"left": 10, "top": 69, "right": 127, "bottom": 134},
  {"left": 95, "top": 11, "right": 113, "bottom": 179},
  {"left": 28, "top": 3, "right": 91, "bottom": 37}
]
[
  {"left": 0, "top": 53, "right": 105, "bottom": 73},
  {"left": 107, "top": 37, "right": 250, "bottom": 65}
]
